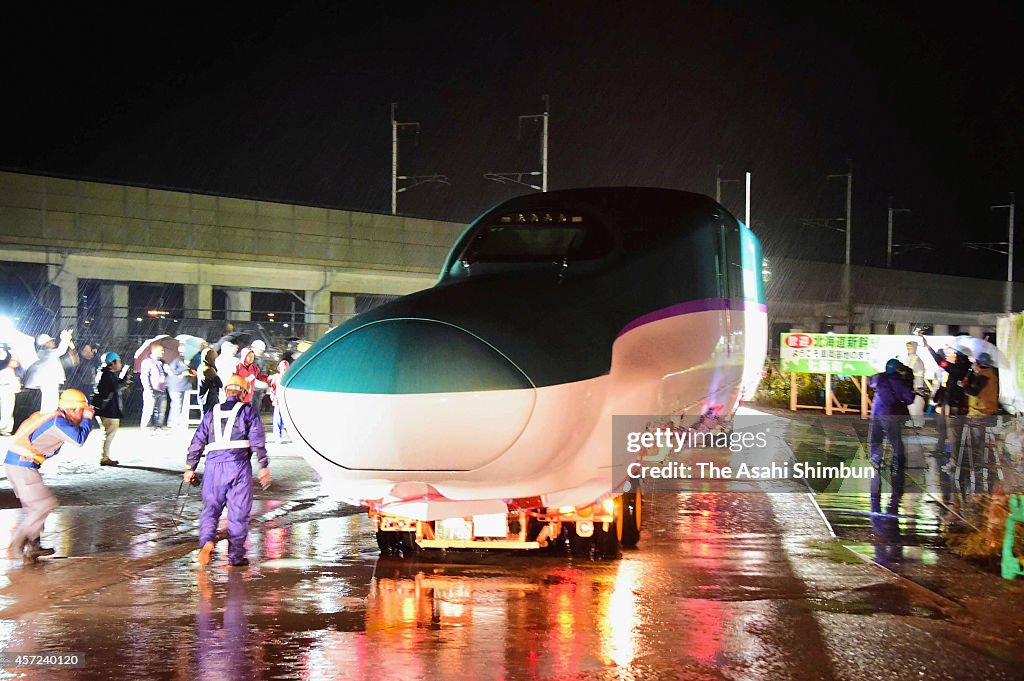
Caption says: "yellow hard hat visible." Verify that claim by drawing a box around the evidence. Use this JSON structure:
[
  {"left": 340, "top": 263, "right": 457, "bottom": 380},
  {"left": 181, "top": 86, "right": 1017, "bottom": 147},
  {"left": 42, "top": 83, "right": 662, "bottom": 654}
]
[
  {"left": 225, "top": 374, "right": 249, "bottom": 394},
  {"left": 58, "top": 389, "right": 89, "bottom": 410}
]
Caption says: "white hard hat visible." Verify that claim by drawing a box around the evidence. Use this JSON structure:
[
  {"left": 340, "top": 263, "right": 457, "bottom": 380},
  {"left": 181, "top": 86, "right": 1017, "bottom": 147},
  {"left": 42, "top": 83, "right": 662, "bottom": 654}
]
[
  {"left": 36, "top": 333, "right": 55, "bottom": 346},
  {"left": 251, "top": 340, "right": 266, "bottom": 352}
]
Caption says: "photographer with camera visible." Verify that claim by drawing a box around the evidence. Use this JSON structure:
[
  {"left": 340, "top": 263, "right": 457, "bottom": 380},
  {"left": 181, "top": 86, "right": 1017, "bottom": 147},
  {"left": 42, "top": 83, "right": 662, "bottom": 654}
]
[
  {"left": 868, "top": 359, "right": 916, "bottom": 471},
  {"left": 920, "top": 334, "right": 971, "bottom": 471},
  {"left": 92, "top": 352, "right": 133, "bottom": 466}
]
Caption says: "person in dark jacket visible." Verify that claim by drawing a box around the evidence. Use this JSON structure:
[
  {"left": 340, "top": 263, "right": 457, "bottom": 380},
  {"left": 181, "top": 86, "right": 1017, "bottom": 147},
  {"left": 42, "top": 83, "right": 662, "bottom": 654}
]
[
  {"left": 197, "top": 349, "right": 223, "bottom": 415},
  {"left": 868, "top": 359, "right": 916, "bottom": 470},
  {"left": 66, "top": 342, "right": 101, "bottom": 396},
  {"left": 91, "top": 352, "right": 132, "bottom": 466},
  {"left": 921, "top": 335, "right": 971, "bottom": 469},
  {"left": 962, "top": 352, "right": 1001, "bottom": 468}
]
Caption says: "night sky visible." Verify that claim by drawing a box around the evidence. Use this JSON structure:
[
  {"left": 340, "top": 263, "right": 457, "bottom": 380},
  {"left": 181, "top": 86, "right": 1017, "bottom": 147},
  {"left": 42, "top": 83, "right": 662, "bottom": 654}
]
[{"left": 3, "top": 2, "right": 1021, "bottom": 278}]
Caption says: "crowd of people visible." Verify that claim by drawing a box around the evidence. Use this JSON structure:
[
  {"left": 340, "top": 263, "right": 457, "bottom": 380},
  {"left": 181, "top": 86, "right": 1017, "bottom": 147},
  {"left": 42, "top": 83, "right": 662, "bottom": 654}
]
[
  {"left": 2, "top": 328, "right": 295, "bottom": 565},
  {"left": 0, "top": 332, "right": 294, "bottom": 450},
  {"left": 869, "top": 333, "right": 1002, "bottom": 475}
]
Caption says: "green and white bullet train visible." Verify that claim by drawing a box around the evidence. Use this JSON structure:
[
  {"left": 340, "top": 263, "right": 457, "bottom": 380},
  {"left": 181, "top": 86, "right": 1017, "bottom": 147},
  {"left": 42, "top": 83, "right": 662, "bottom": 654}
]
[{"left": 280, "top": 187, "right": 767, "bottom": 556}]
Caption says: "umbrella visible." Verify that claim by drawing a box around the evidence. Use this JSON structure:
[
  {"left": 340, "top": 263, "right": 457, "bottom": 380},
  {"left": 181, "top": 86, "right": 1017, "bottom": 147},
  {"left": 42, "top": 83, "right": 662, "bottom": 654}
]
[
  {"left": 213, "top": 332, "right": 253, "bottom": 353},
  {"left": 133, "top": 335, "right": 181, "bottom": 372},
  {"left": 951, "top": 335, "right": 1007, "bottom": 368},
  {"left": 287, "top": 337, "right": 312, "bottom": 354},
  {"left": 175, "top": 334, "right": 207, "bottom": 365}
]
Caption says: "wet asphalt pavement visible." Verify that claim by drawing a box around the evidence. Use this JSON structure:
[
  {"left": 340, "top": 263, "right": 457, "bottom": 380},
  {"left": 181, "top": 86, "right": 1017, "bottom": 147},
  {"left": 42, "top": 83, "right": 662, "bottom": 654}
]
[{"left": 1, "top": 417, "right": 1023, "bottom": 680}]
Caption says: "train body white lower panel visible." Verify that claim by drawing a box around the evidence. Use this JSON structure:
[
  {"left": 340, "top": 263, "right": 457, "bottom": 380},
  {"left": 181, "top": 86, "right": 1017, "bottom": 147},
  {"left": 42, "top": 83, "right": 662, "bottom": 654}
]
[{"left": 281, "top": 306, "right": 766, "bottom": 517}]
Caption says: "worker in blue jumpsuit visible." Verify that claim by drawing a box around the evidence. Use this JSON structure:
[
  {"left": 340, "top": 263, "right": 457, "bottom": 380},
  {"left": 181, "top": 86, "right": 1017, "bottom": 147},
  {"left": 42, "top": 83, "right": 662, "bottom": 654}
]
[
  {"left": 184, "top": 374, "right": 270, "bottom": 567},
  {"left": 4, "top": 389, "right": 96, "bottom": 562}
]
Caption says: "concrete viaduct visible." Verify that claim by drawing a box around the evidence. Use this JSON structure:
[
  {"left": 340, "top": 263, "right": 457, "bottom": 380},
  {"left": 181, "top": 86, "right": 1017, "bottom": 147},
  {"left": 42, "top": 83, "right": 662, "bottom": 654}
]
[{"left": 0, "top": 170, "right": 1018, "bottom": 344}]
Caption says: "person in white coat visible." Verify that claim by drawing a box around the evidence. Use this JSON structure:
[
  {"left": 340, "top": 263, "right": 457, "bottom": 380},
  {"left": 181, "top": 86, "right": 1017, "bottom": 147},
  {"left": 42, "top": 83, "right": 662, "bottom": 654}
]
[
  {"left": 0, "top": 356, "right": 20, "bottom": 436},
  {"left": 21, "top": 330, "right": 72, "bottom": 412},
  {"left": 902, "top": 340, "right": 927, "bottom": 428},
  {"left": 214, "top": 341, "right": 239, "bottom": 402}
]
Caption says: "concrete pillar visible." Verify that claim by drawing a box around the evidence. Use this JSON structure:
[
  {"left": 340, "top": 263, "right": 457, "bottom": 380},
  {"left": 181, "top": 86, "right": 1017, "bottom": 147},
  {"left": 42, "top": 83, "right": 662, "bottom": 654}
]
[
  {"left": 184, "top": 284, "right": 213, "bottom": 320},
  {"left": 932, "top": 324, "right": 950, "bottom": 335},
  {"left": 892, "top": 322, "right": 912, "bottom": 335},
  {"left": 305, "top": 289, "right": 332, "bottom": 339},
  {"left": 965, "top": 326, "right": 985, "bottom": 338},
  {"left": 224, "top": 289, "right": 251, "bottom": 322},
  {"left": 99, "top": 283, "right": 129, "bottom": 339},
  {"left": 331, "top": 294, "right": 356, "bottom": 328},
  {"left": 48, "top": 266, "right": 78, "bottom": 332},
  {"left": 852, "top": 323, "right": 871, "bottom": 334}
]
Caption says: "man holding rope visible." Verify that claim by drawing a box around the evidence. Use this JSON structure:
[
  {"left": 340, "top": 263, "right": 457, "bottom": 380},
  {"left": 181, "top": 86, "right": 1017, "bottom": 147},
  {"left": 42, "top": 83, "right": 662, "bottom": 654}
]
[
  {"left": 4, "top": 389, "right": 96, "bottom": 562},
  {"left": 184, "top": 374, "right": 270, "bottom": 568}
]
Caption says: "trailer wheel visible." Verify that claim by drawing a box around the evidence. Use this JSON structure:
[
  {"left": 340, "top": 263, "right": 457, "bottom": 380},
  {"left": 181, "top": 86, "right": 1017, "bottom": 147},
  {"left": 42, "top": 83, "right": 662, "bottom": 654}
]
[
  {"left": 568, "top": 525, "right": 593, "bottom": 559},
  {"left": 376, "top": 530, "right": 399, "bottom": 556},
  {"left": 617, "top": 491, "right": 642, "bottom": 548},
  {"left": 398, "top": 531, "right": 418, "bottom": 558},
  {"left": 594, "top": 523, "right": 621, "bottom": 559}
]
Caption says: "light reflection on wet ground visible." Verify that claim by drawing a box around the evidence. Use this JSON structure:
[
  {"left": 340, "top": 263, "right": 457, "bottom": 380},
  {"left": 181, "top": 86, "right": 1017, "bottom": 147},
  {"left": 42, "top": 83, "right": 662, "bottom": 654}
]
[
  {"left": 782, "top": 416, "right": 1008, "bottom": 573},
  {"left": 0, "top": 427, "right": 1022, "bottom": 679},
  {"left": 0, "top": 494, "right": 1018, "bottom": 680}
]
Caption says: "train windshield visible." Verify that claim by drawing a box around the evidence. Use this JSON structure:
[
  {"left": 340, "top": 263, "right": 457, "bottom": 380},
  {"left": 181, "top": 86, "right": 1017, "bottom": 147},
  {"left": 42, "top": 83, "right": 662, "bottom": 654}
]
[{"left": 460, "top": 220, "right": 613, "bottom": 264}]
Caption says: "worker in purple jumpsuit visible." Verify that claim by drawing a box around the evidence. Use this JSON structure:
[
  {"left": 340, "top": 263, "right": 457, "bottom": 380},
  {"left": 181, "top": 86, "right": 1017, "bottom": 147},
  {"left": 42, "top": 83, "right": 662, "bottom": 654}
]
[{"left": 184, "top": 374, "right": 270, "bottom": 567}]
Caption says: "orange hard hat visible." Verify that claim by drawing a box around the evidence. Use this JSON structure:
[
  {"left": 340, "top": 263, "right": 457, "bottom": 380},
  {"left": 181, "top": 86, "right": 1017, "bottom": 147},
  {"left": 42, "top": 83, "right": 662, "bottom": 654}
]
[
  {"left": 225, "top": 374, "right": 249, "bottom": 394},
  {"left": 58, "top": 389, "right": 89, "bottom": 410}
]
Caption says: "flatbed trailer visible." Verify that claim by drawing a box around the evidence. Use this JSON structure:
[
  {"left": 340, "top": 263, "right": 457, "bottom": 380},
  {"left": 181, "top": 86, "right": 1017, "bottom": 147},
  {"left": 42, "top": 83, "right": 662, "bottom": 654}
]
[{"left": 371, "top": 490, "right": 642, "bottom": 559}]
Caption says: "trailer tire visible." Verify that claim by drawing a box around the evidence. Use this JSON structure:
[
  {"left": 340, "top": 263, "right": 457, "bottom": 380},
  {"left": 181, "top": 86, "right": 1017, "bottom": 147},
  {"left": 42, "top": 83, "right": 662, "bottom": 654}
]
[
  {"left": 398, "top": 531, "right": 418, "bottom": 558},
  {"left": 594, "top": 523, "right": 621, "bottom": 559},
  {"left": 568, "top": 525, "right": 593, "bottom": 559},
  {"left": 376, "top": 530, "right": 399, "bottom": 556},
  {"left": 617, "top": 491, "right": 642, "bottom": 548}
]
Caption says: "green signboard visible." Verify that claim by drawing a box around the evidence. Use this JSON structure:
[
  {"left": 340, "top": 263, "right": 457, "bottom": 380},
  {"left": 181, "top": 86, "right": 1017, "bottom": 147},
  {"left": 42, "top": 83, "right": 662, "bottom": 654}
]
[
  {"left": 780, "top": 333, "right": 876, "bottom": 375},
  {"left": 780, "top": 332, "right": 955, "bottom": 376}
]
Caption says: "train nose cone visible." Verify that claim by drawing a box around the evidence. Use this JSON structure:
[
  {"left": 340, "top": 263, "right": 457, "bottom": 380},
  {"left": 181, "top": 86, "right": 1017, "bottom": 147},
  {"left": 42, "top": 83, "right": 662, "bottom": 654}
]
[{"left": 281, "top": 319, "right": 536, "bottom": 471}]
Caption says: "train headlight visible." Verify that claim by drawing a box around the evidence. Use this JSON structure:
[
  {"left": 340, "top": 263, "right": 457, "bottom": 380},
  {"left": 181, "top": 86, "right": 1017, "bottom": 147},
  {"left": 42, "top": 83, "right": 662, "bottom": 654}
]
[{"left": 577, "top": 521, "right": 594, "bottom": 537}]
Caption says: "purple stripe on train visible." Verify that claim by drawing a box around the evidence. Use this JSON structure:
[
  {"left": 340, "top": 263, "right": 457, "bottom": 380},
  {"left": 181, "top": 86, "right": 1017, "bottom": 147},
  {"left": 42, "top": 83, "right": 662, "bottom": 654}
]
[{"left": 616, "top": 298, "right": 768, "bottom": 338}]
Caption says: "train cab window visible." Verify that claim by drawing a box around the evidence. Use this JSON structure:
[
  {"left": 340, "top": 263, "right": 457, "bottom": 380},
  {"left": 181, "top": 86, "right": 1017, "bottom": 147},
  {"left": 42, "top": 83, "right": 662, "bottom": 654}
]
[{"left": 460, "top": 221, "right": 613, "bottom": 264}]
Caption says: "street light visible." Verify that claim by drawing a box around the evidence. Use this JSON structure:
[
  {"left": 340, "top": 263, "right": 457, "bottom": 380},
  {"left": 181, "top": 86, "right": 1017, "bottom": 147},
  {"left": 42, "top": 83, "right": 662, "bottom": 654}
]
[
  {"left": 715, "top": 166, "right": 751, "bottom": 227},
  {"left": 886, "top": 196, "right": 911, "bottom": 268},
  {"left": 963, "top": 192, "right": 1016, "bottom": 311},
  {"left": 827, "top": 158, "right": 853, "bottom": 266}
]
